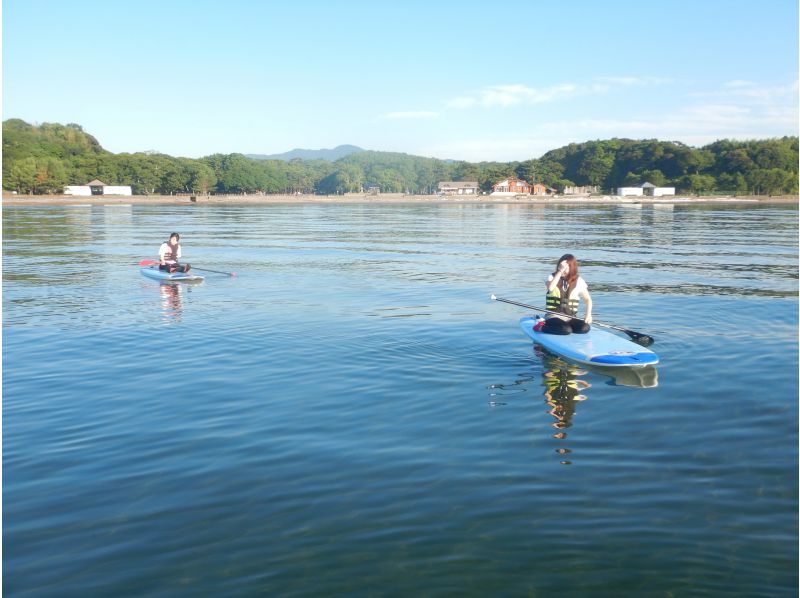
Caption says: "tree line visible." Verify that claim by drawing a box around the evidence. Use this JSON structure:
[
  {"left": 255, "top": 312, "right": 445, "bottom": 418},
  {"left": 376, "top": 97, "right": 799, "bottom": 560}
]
[{"left": 3, "top": 119, "right": 798, "bottom": 196}]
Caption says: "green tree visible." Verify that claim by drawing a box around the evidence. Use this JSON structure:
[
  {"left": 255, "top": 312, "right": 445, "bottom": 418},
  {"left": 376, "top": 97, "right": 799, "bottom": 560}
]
[
  {"left": 7, "top": 157, "right": 37, "bottom": 193},
  {"left": 639, "top": 169, "right": 667, "bottom": 186},
  {"left": 318, "top": 163, "right": 364, "bottom": 194},
  {"left": 622, "top": 171, "right": 641, "bottom": 186},
  {"left": 717, "top": 172, "right": 748, "bottom": 195},
  {"left": 577, "top": 145, "right": 615, "bottom": 187},
  {"left": 748, "top": 168, "right": 793, "bottom": 195},
  {"left": 183, "top": 160, "right": 217, "bottom": 194},
  {"left": 680, "top": 174, "right": 716, "bottom": 194}
]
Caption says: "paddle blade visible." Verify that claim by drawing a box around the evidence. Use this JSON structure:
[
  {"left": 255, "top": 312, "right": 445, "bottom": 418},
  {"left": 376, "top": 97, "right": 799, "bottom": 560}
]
[
  {"left": 629, "top": 332, "right": 655, "bottom": 346},
  {"left": 139, "top": 259, "right": 158, "bottom": 266}
]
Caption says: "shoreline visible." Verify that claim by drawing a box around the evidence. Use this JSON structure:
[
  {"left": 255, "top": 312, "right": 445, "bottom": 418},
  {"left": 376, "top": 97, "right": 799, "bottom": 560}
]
[{"left": 3, "top": 192, "right": 798, "bottom": 206}]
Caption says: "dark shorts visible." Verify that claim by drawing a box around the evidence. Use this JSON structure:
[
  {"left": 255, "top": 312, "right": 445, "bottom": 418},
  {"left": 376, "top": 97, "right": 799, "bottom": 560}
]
[
  {"left": 159, "top": 263, "right": 190, "bottom": 273},
  {"left": 542, "top": 317, "right": 590, "bottom": 335}
]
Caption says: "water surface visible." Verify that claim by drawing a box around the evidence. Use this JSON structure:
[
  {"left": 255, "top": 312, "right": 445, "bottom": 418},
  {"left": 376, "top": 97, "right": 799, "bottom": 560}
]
[{"left": 4, "top": 202, "right": 798, "bottom": 596}]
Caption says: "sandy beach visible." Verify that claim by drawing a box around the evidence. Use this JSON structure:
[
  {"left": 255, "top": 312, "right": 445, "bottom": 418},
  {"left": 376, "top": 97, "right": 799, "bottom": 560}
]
[{"left": 3, "top": 192, "right": 798, "bottom": 206}]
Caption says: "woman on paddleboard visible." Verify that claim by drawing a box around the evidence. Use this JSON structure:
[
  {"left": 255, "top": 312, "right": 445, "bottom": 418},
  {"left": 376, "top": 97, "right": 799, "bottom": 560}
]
[
  {"left": 159, "top": 233, "right": 191, "bottom": 273},
  {"left": 542, "top": 254, "right": 592, "bottom": 335}
]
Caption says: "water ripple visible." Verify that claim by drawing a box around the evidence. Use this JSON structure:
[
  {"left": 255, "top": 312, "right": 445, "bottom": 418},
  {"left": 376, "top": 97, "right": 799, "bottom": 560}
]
[{"left": 4, "top": 203, "right": 798, "bottom": 596}]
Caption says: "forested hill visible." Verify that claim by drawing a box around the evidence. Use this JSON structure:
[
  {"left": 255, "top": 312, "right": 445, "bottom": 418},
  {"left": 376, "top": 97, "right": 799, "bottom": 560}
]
[
  {"left": 247, "top": 144, "right": 364, "bottom": 161},
  {"left": 3, "top": 118, "right": 798, "bottom": 196}
]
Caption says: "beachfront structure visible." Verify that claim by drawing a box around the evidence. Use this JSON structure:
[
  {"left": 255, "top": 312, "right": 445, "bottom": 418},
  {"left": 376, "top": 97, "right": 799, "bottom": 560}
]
[
  {"left": 616, "top": 182, "right": 675, "bottom": 197},
  {"left": 642, "top": 182, "right": 676, "bottom": 197},
  {"left": 563, "top": 185, "right": 599, "bottom": 195},
  {"left": 437, "top": 181, "right": 479, "bottom": 196},
  {"left": 616, "top": 187, "right": 645, "bottom": 196},
  {"left": 65, "top": 179, "right": 132, "bottom": 196},
  {"left": 531, "top": 183, "right": 556, "bottom": 196},
  {"left": 491, "top": 177, "right": 532, "bottom": 195}
]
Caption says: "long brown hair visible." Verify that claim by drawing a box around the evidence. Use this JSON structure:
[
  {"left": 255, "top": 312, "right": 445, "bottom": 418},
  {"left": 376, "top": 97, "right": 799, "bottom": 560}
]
[{"left": 554, "top": 254, "right": 579, "bottom": 296}]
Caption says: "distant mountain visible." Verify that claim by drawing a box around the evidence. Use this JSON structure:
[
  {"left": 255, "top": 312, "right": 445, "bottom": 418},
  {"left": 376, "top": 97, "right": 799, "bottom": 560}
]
[{"left": 247, "top": 144, "right": 365, "bottom": 162}]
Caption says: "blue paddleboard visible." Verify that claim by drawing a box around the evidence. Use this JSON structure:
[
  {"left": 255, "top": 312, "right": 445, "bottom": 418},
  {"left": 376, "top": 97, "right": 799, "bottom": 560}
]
[
  {"left": 520, "top": 316, "right": 659, "bottom": 367},
  {"left": 140, "top": 266, "right": 204, "bottom": 282}
]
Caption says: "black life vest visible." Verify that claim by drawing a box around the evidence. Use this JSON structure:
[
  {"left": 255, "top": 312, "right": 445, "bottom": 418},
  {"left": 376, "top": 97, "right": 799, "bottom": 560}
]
[{"left": 546, "top": 278, "right": 579, "bottom": 316}]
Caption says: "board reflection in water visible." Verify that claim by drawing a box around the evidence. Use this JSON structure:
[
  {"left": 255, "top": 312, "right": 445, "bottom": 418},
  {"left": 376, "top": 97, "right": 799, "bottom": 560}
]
[{"left": 537, "top": 349, "right": 658, "bottom": 464}]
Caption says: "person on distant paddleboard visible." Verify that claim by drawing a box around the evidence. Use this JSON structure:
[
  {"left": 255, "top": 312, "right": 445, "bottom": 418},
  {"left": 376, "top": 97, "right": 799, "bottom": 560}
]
[
  {"left": 542, "top": 254, "right": 592, "bottom": 335},
  {"left": 159, "top": 233, "right": 191, "bottom": 273}
]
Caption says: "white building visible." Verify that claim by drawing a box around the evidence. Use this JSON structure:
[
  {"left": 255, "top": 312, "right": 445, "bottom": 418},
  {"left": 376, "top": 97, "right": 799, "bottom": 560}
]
[
  {"left": 438, "top": 181, "right": 479, "bottom": 195},
  {"left": 616, "top": 182, "right": 676, "bottom": 197},
  {"left": 65, "top": 179, "right": 132, "bottom": 196},
  {"left": 616, "top": 187, "right": 644, "bottom": 196},
  {"left": 642, "top": 182, "right": 675, "bottom": 197}
]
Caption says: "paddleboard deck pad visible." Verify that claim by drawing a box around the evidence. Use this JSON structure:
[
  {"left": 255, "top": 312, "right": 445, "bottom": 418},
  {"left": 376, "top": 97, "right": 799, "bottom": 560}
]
[
  {"left": 520, "top": 316, "right": 658, "bottom": 367},
  {"left": 140, "top": 266, "right": 204, "bottom": 282}
]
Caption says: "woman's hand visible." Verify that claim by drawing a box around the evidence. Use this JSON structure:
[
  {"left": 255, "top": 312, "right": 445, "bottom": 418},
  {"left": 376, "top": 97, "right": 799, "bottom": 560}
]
[
  {"left": 584, "top": 314, "right": 593, "bottom": 324},
  {"left": 559, "top": 261, "right": 569, "bottom": 275}
]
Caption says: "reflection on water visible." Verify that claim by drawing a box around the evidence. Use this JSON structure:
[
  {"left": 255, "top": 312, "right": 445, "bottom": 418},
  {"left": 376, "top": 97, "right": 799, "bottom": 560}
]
[
  {"left": 539, "top": 352, "right": 591, "bottom": 465},
  {"left": 487, "top": 372, "right": 535, "bottom": 407},
  {"left": 158, "top": 282, "right": 184, "bottom": 324},
  {"left": 488, "top": 348, "right": 660, "bottom": 465},
  {"left": 593, "top": 363, "right": 658, "bottom": 388},
  {"left": 537, "top": 353, "right": 657, "bottom": 464}
]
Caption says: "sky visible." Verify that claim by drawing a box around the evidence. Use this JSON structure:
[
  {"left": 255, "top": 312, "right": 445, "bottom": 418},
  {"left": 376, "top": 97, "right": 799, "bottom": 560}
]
[{"left": 3, "top": 0, "right": 798, "bottom": 162}]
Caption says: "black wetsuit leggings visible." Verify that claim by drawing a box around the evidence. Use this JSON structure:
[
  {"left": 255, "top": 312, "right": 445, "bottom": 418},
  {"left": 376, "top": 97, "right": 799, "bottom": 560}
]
[
  {"left": 159, "top": 263, "right": 191, "bottom": 273},
  {"left": 542, "top": 317, "right": 590, "bottom": 335}
]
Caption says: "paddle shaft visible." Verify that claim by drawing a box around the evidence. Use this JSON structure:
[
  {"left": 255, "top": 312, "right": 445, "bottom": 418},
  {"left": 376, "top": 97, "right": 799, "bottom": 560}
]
[
  {"left": 491, "top": 295, "right": 654, "bottom": 344},
  {"left": 191, "top": 267, "right": 236, "bottom": 276}
]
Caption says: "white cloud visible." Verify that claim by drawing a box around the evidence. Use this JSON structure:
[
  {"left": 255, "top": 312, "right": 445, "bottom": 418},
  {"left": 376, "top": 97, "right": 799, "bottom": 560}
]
[
  {"left": 445, "top": 76, "right": 672, "bottom": 110},
  {"left": 691, "top": 80, "right": 798, "bottom": 103},
  {"left": 406, "top": 77, "right": 797, "bottom": 161},
  {"left": 536, "top": 97, "right": 796, "bottom": 146},
  {"left": 383, "top": 111, "right": 439, "bottom": 119},
  {"left": 483, "top": 83, "right": 581, "bottom": 106},
  {"left": 447, "top": 83, "right": 586, "bottom": 109}
]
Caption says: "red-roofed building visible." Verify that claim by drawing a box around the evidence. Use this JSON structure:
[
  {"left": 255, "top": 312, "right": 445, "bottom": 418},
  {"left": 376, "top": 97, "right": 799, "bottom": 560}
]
[{"left": 491, "top": 177, "right": 532, "bottom": 195}]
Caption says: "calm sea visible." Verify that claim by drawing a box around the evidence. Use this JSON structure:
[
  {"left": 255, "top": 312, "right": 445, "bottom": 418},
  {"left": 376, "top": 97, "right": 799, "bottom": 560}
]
[{"left": 4, "top": 202, "right": 798, "bottom": 596}]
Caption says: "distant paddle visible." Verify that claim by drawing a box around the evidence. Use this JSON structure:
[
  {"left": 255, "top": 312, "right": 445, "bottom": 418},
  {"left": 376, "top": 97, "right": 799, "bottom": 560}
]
[
  {"left": 490, "top": 294, "right": 655, "bottom": 346},
  {"left": 139, "top": 259, "right": 236, "bottom": 277}
]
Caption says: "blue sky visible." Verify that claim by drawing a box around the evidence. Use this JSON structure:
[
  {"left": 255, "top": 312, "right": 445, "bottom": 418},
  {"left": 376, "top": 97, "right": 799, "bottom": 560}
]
[{"left": 3, "top": 0, "right": 798, "bottom": 161}]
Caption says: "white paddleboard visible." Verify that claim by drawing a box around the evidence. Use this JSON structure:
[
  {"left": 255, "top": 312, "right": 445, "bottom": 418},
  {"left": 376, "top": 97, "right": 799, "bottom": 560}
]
[{"left": 520, "top": 316, "right": 659, "bottom": 367}]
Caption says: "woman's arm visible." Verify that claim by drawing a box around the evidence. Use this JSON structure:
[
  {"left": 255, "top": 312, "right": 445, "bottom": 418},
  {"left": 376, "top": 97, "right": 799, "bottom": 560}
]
[{"left": 581, "top": 290, "right": 593, "bottom": 324}]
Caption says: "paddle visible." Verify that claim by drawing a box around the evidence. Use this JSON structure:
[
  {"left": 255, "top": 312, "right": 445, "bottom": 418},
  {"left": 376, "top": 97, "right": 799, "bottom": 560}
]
[
  {"left": 138, "top": 259, "right": 236, "bottom": 277},
  {"left": 490, "top": 294, "right": 655, "bottom": 346}
]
